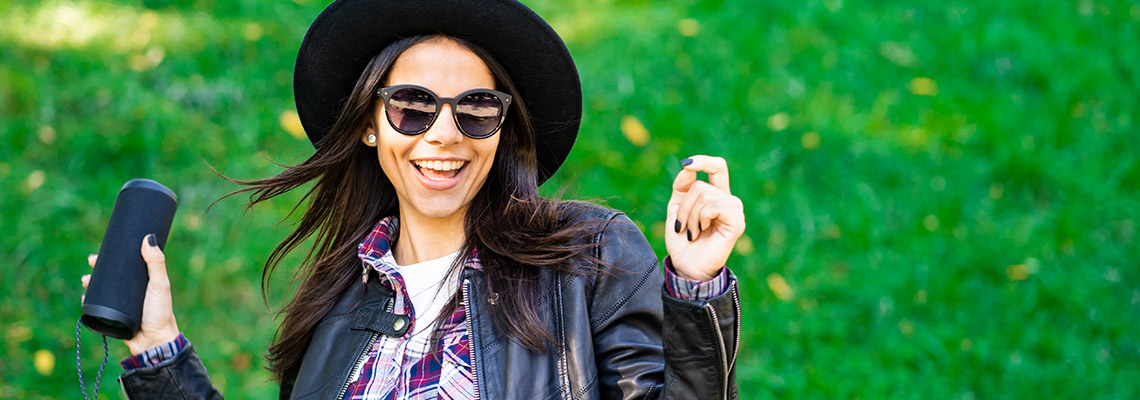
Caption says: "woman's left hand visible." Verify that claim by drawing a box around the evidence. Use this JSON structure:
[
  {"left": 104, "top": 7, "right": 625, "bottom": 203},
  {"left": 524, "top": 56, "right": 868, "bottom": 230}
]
[{"left": 665, "top": 155, "right": 746, "bottom": 281}]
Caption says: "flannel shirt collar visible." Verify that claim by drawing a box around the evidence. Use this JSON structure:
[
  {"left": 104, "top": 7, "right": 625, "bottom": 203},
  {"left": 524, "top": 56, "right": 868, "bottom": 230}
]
[{"left": 355, "top": 215, "right": 483, "bottom": 338}]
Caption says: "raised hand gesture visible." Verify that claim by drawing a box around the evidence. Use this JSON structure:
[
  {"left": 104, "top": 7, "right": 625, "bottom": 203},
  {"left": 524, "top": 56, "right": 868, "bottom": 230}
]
[{"left": 664, "top": 155, "right": 746, "bottom": 281}]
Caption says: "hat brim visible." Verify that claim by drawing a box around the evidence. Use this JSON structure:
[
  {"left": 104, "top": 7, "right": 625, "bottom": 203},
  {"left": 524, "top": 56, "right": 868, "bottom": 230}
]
[{"left": 294, "top": 0, "right": 581, "bottom": 185}]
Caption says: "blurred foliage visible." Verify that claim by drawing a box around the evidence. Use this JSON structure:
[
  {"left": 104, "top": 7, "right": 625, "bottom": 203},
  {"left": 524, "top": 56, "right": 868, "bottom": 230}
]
[{"left": 2, "top": 0, "right": 1139, "bottom": 398}]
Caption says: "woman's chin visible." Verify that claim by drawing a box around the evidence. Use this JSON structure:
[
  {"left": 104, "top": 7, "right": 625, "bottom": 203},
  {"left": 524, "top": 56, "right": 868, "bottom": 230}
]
[{"left": 404, "top": 200, "right": 469, "bottom": 221}]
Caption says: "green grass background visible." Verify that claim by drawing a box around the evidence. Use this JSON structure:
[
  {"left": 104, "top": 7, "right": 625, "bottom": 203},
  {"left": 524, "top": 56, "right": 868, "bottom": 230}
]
[{"left": 3, "top": 0, "right": 1139, "bottom": 398}]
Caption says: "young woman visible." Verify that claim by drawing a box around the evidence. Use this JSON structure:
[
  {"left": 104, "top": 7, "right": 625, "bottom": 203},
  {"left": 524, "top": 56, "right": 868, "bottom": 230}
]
[{"left": 83, "top": 0, "right": 746, "bottom": 398}]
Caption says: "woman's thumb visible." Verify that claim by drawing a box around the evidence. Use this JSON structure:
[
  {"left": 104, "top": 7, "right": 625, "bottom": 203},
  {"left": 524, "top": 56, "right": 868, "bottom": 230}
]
[{"left": 140, "top": 234, "right": 169, "bottom": 283}]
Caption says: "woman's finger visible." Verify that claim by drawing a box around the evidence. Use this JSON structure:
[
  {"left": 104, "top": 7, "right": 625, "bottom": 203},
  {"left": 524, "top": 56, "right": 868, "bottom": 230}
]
[
  {"left": 124, "top": 233, "right": 182, "bottom": 355},
  {"left": 82, "top": 255, "right": 93, "bottom": 303},
  {"left": 689, "top": 190, "right": 746, "bottom": 241},
  {"left": 688, "top": 190, "right": 735, "bottom": 241},
  {"left": 140, "top": 234, "right": 171, "bottom": 291},
  {"left": 687, "top": 186, "right": 719, "bottom": 240},
  {"left": 674, "top": 181, "right": 712, "bottom": 237},
  {"left": 685, "top": 196, "right": 708, "bottom": 241},
  {"left": 677, "top": 155, "right": 731, "bottom": 194},
  {"left": 692, "top": 195, "right": 721, "bottom": 239}
]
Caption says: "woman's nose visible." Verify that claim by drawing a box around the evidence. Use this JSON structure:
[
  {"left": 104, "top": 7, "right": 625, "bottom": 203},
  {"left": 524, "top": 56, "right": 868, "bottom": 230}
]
[{"left": 423, "top": 104, "right": 463, "bottom": 146}]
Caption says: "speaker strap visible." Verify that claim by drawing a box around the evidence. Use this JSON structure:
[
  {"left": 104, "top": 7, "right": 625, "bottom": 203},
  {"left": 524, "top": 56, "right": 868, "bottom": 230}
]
[{"left": 76, "top": 319, "right": 109, "bottom": 400}]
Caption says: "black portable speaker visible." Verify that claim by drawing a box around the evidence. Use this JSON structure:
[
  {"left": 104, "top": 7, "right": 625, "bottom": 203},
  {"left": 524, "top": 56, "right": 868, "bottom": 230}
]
[{"left": 81, "top": 179, "right": 178, "bottom": 340}]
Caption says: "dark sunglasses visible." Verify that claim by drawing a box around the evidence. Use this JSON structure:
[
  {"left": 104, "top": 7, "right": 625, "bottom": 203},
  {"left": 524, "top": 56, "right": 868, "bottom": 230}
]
[{"left": 376, "top": 84, "right": 512, "bottom": 139}]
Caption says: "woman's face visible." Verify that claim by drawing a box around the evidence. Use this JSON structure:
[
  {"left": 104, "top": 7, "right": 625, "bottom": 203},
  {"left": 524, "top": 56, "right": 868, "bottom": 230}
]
[{"left": 364, "top": 38, "right": 501, "bottom": 223}]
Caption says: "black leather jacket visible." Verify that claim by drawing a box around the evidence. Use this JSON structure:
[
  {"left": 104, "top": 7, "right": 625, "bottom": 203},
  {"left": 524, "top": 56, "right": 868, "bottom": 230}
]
[{"left": 120, "top": 206, "right": 740, "bottom": 399}]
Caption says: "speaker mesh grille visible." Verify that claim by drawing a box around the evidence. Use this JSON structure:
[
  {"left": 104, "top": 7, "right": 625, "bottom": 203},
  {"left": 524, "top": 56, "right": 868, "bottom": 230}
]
[{"left": 83, "top": 185, "right": 177, "bottom": 336}]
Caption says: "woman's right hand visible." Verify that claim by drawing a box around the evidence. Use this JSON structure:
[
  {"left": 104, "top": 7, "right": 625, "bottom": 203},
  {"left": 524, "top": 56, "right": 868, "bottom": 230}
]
[{"left": 82, "top": 234, "right": 182, "bottom": 355}]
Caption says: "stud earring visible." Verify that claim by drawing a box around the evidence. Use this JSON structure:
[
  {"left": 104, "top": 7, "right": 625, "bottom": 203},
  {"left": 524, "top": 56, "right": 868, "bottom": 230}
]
[{"left": 366, "top": 134, "right": 377, "bottom": 144}]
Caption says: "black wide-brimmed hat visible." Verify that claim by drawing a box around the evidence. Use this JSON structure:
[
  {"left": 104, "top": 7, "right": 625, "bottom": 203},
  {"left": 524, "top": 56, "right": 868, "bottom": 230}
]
[{"left": 294, "top": 0, "right": 581, "bottom": 185}]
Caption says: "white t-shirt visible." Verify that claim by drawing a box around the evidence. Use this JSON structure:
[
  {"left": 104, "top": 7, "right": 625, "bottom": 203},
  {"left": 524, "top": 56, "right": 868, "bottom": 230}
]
[{"left": 395, "top": 251, "right": 461, "bottom": 347}]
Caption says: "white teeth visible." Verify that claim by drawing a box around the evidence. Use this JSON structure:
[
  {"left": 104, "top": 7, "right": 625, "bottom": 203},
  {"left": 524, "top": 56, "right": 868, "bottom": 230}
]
[{"left": 414, "top": 160, "right": 465, "bottom": 171}]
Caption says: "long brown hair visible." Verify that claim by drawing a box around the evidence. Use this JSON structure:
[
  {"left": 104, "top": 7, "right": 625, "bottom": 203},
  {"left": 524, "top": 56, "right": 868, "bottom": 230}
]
[{"left": 224, "top": 35, "right": 608, "bottom": 382}]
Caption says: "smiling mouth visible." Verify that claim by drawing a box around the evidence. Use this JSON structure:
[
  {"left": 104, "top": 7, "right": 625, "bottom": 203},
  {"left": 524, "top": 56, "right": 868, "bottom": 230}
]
[{"left": 412, "top": 160, "right": 467, "bottom": 181}]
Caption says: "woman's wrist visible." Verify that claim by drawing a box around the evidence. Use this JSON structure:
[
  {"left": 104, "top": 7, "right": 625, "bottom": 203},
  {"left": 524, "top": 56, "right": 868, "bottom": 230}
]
[
  {"left": 665, "top": 256, "right": 719, "bottom": 282},
  {"left": 121, "top": 332, "right": 190, "bottom": 371},
  {"left": 127, "top": 328, "right": 182, "bottom": 356},
  {"left": 668, "top": 259, "right": 718, "bottom": 282},
  {"left": 673, "top": 268, "right": 717, "bottom": 282}
]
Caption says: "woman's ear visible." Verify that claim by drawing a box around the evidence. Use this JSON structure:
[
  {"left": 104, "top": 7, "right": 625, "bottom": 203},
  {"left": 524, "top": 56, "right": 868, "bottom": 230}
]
[{"left": 361, "top": 123, "right": 378, "bottom": 147}]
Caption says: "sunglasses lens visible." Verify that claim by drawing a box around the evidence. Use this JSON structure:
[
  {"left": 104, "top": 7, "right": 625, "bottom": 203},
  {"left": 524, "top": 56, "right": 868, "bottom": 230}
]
[
  {"left": 456, "top": 92, "right": 505, "bottom": 138},
  {"left": 387, "top": 87, "right": 437, "bottom": 134}
]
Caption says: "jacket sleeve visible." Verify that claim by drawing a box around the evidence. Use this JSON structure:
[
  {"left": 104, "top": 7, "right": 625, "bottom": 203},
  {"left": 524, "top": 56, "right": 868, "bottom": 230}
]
[
  {"left": 661, "top": 273, "right": 740, "bottom": 400},
  {"left": 590, "top": 212, "right": 739, "bottom": 400},
  {"left": 119, "top": 343, "right": 224, "bottom": 400}
]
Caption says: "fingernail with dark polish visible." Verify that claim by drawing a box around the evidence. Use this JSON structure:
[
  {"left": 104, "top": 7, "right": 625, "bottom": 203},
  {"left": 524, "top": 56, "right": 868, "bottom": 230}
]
[
  {"left": 146, "top": 234, "right": 157, "bottom": 247},
  {"left": 687, "top": 229, "right": 693, "bottom": 241},
  {"left": 698, "top": 221, "right": 702, "bottom": 232},
  {"left": 674, "top": 219, "right": 681, "bottom": 233},
  {"left": 680, "top": 158, "right": 694, "bottom": 167}
]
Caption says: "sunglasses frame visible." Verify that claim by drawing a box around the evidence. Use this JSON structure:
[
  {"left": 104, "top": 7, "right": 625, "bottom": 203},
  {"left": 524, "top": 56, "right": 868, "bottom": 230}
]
[{"left": 376, "top": 84, "right": 513, "bottom": 139}]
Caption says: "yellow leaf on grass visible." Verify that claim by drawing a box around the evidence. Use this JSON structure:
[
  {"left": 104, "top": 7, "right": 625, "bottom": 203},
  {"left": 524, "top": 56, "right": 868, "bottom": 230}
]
[
  {"left": 37, "top": 125, "right": 56, "bottom": 144},
  {"left": 825, "top": 223, "right": 841, "bottom": 239},
  {"left": 879, "top": 42, "right": 917, "bottom": 67},
  {"left": 898, "top": 318, "right": 915, "bottom": 336},
  {"left": 129, "top": 46, "right": 165, "bottom": 72},
  {"left": 767, "top": 273, "right": 794, "bottom": 301},
  {"left": 801, "top": 131, "right": 821, "bottom": 150},
  {"left": 733, "top": 234, "right": 754, "bottom": 256},
  {"left": 923, "top": 215, "right": 939, "bottom": 231},
  {"left": 25, "top": 170, "right": 45, "bottom": 192},
  {"left": 989, "top": 183, "right": 1004, "bottom": 199},
  {"left": 280, "top": 110, "right": 307, "bottom": 139},
  {"left": 620, "top": 115, "right": 650, "bottom": 146},
  {"left": 1071, "top": 103, "right": 1086, "bottom": 118},
  {"left": 909, "top": 77, "right": 938, "bottom": 96},
  {"left": 6, "top": 325, "right": 31, "bottom": 343},
  {"left": 1006, "top": 264, "right": 1029, "bottom": 280},
  {"left": 183, "top": 214, "right": 202, "bottom": 231},
  {"left": 243, "top": 23, "right": 264, "bottom": 42},
  {"left": 767, "top": 113, "right": 790, "bottom": 131},
  {"left": 678, "top": 18, "right": 700, "bottom": 37},
  {"left": 34, "top": 349, "right": 54, "bottom": 376},
  {"left": 231, "top": 352, "right": 253, "bottom": 371}
]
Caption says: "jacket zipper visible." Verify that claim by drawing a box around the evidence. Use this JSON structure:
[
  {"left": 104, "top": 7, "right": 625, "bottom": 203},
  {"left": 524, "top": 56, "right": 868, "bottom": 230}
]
[
  {"left": 555, "top": 278, "right": 570, "bottom": 400},
  {"left": 705, "top": 281, "right": 741, "bottom": 400},
  {"left": 705, "top": 301, "right": 729, "bottom": 400},
  {"left": 337, "top": 269, "right": 392, "bottom": 400},
  {"left": 730, "top": 283, "right": 740, "bottom": 372},
  {"left": 463, "top": 279, "right": 481, "bottom": 400},
  {"left": 337, "top": 331, "right": 380, "bottom": 400}
]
